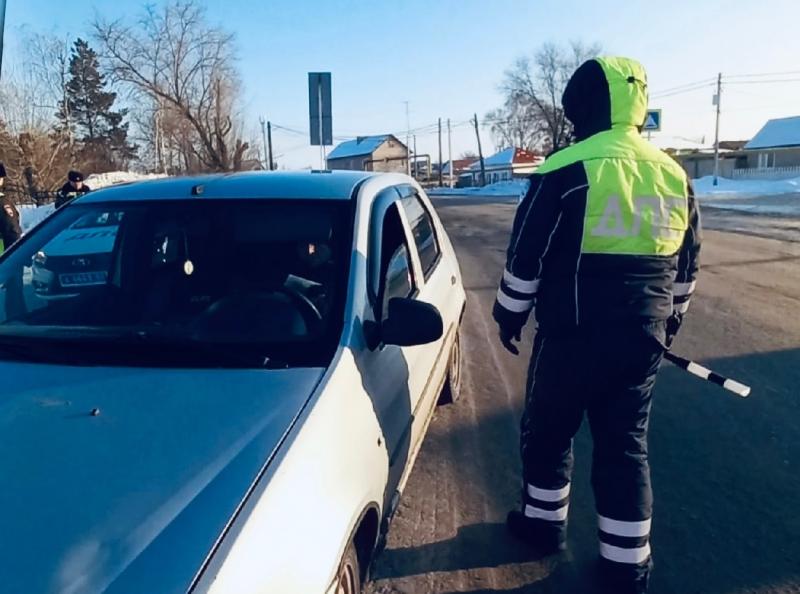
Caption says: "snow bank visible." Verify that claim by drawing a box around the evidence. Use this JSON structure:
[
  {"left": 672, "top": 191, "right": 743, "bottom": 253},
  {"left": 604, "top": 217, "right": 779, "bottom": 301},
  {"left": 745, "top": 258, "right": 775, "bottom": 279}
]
[
  {"left": 693, "top": 175, "right": 800, "bottom": 198},
  {"left": 693, "top": 176, "right": 800, "bottom": 216},
  {"left": 20, "top": 204, "right": 55, "bottom": 233},
  {"left": 86, "top": 171, "right": 167, "bottom": 189},
  {"left": 428, "top": 180, "right": 528, "bottom": 198}
]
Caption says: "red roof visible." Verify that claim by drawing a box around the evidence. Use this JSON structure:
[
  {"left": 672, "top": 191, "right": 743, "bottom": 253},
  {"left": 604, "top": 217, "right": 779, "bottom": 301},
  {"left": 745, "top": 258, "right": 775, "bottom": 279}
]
[{"left": 512, "top": 148, "right": 542, "bottom": 164}]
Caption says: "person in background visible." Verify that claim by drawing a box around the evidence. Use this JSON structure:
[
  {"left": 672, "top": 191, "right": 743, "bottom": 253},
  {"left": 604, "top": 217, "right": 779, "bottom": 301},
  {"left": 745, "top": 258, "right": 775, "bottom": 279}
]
[
  {"left": 0, "top": 163, "right": 22, "bottom": 253},
  {"left": 55, "top": 170, "right": 92, "bottom": 208}
]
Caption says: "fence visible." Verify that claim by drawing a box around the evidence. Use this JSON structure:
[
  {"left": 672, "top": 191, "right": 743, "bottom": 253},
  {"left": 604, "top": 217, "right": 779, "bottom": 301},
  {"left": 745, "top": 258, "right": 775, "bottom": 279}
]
[
  {"left": 1, "top": 186, "right": 58, "bottom": 207},
  {"left": 731, "top": 166, "right": 800, "bottom": 181}
]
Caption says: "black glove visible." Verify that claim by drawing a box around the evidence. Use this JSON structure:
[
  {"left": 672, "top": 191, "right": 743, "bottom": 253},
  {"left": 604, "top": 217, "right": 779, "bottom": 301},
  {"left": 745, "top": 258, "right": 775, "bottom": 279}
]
[
  {"left": 665, "top": 313, "right": 682, "bottom": 349},
  {"left": 499, "top": 325, "right": 522, "bottom": 355}
]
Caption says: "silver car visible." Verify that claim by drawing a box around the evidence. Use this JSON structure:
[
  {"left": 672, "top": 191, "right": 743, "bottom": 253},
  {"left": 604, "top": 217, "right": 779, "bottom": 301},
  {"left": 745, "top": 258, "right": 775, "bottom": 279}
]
[{"left": 0, "top": 171, "right": 466, "bottom": 594}]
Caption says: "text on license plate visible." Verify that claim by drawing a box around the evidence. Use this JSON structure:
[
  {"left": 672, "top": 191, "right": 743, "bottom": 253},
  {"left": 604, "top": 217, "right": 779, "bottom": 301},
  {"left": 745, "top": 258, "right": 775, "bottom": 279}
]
[{"left": 59, "top": 271, "right": 108, "bottom": 287}]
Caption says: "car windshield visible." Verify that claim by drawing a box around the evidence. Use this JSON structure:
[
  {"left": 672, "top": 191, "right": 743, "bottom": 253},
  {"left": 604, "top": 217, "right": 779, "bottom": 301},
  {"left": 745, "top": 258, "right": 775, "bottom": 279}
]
[{"left": 0, "top": 199, "right": 352, "bottom": 368}]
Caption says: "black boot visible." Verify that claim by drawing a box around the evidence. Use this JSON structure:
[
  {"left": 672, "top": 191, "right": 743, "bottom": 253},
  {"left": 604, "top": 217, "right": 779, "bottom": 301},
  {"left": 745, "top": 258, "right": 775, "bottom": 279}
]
[
  {"left": 597, "top": 557, "right": 651, "bottom": 594},
  {"left": 506, "top": 510, "right": 567, "bottom": 557}
]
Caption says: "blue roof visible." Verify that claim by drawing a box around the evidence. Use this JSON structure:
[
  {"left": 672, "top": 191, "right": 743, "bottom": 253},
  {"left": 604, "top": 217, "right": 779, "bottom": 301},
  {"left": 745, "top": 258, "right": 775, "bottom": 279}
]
[
  {"left": 745, "top": 116, "right": 800, "bottom": 150},
  {"left": 327, "top": 135, "right": 394, "bottom": 160},
  {"left": 468, "top": 148, "right": 516, "bottom": 170},
  {"left": 78, "top": 171, "right": 375, "bottom": 203}
]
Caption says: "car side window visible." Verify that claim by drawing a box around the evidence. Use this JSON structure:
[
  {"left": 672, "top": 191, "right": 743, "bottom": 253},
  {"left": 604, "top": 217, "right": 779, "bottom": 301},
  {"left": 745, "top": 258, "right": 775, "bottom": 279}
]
[
  {"left": 379, "top": 203, "right": 414, "bottom": 319},
  {"left": 400, "top": 194, "right": 441, "bottom": 279}
]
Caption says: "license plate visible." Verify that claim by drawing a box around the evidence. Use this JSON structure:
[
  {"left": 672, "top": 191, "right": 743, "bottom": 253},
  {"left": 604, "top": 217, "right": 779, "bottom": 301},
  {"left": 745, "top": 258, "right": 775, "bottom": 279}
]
[{"left": 59, "top": 271, "right": 108, "bottom": 287}]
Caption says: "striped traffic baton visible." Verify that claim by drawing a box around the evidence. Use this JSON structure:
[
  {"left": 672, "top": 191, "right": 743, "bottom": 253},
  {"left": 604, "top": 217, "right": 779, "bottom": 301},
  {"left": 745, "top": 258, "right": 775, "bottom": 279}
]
[{"left": 664, "top": 352, "right": 751, "bottom": 398}]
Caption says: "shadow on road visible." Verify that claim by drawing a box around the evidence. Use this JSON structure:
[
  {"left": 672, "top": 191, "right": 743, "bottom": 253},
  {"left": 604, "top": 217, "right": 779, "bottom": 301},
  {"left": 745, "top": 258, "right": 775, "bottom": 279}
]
[
  {"left": 370, "top": 345, "right": 800, "bottom": 594},
  {"left": 372, "top": 522, "right": 547, "bottom": 578}
]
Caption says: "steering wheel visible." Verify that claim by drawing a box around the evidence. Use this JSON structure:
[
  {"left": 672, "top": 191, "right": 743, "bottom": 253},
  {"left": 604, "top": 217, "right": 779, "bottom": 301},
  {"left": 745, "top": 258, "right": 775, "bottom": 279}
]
[
  {"left": 190, "top": 285, "right": 324, "bottom": 340},
  {"left": 279, "top": 285, "right": 324, "bottom": 334}
]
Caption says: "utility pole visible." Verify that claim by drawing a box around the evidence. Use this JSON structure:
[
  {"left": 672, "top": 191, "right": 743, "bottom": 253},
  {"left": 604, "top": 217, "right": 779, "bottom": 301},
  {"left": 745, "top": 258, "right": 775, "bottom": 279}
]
[
  {"left": 447, "top": 118, "right": 454, "bottom": 188},
  {"left": 0, "top": 0, "right": 7, "bottom": 80},
  {"left": 267, "top": 121, "right": 274, "bottom": 171},
  {"left": 259, "top": 116, "right": 269, "bottom": 171},
  {"left": 438, "top": 118, "right": 443, "bottom": 187},
  {"left": 413, "top": 135, "right": 418, "bottom": 179},
  {"left": 713, "top": 72, "right": 722, "bottom": 187},
  {"left": 473, "top": 113, "right": 486, "bottom": 187},
  {"left": 404, "top": 101, "right": 411, "bottom": 175}
]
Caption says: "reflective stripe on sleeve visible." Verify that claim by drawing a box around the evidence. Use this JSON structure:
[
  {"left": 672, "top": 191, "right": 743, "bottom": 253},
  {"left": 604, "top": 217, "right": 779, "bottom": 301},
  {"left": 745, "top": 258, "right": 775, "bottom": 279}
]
[
  {"left": 673, "top": 281, "right": 696, "bottom": 296},
  {"left": 674, "top": 300, "right": 691, "bottom": 314},
  {"left": 503, "top": 270, "right": 540, "bottom": 295},
  {"left": 497, "top": 288, "right": 534, "bottom": 313}
]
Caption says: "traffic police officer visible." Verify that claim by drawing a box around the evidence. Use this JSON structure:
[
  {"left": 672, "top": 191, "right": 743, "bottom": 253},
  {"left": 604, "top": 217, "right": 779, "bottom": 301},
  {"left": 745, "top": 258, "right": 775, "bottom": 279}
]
[
  {"left": 55, "top": 170, "right": 91, "bottom": 208},
  {"left": 0, "top": 163, "right": 22, "bottom": 253},
  {"left": 493, "top": 57, "right": 702, "bottom": 594}
]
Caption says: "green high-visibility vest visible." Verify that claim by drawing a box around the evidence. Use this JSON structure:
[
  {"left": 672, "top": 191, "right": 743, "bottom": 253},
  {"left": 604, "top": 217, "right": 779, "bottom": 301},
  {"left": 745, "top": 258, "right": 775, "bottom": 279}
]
[{"left": 538, "top": 56, "right": 689, "bottom": 257}]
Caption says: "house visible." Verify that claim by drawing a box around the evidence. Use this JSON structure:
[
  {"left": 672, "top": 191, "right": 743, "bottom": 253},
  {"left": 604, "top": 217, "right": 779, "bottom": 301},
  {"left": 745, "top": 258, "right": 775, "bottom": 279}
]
[
  {"left": 740, "top": 116, "right": 800, "bottom": 177},
  {"left": 326, "top": 135, "right": 408, "bottom": 173},
  {"left": 440, "top": 158, "right": 476, "bottom": 178},
  {"left": 463, "top": 147, "right": 543, "bottom": 186},
  {"left": 675, "top": 149, "right": 746, "bottom": 179}
]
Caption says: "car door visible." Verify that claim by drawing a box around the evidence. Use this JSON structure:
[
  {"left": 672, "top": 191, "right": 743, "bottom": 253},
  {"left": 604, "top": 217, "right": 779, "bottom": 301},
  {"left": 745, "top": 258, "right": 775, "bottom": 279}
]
[
  {"left": 396, "top": 185, "right": 458, "bottom": 450},
  {"left": 355, "top": 188, "right": 423, "bottom": 513}
]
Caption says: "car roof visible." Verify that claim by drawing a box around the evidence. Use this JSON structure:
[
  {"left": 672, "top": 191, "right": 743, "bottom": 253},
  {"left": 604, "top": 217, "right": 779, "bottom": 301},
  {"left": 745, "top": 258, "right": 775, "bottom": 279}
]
[{"left": 79, "top": 171, "right": 377, "bottom": 203}]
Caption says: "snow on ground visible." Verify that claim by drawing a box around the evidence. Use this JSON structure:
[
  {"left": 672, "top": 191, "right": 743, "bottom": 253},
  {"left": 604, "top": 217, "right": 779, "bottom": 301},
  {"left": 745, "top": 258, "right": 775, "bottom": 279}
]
[
  {"left": 427, "top": 180, "right": 528, "bottom": 198},
  {"left": 693, "top": 175, "right": 800, "bottom": 216},
  {"left": 20, "top": 204, "right": 55, "bottom": 233},
  {"left": 693, "top": 175, "right": 800, "bottom": 198},
  {"left": 86, "top": 171, "right": 167, "bottom": 189}
]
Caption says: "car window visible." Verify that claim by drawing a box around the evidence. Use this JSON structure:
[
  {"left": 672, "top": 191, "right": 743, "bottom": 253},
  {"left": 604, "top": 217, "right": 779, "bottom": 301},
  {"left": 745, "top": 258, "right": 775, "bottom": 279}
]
[
  {"left": 401, "top": 193, "right": 441, "bottom": 279},
  {"left": 0, "top": 199, "right": 352, "bottom": 368},
  {"left": 379, "top": 203, "right": 414, "bottom": 319}
]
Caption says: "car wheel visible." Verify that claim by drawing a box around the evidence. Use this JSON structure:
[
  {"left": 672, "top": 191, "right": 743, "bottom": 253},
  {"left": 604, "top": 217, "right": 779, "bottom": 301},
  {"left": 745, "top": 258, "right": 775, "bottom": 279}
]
[
  {"left": 333, "top": 542, "right": 362, "bottom": 594},
  {"left": 438, "top": 328, "right": 463, "bottom": 405}
]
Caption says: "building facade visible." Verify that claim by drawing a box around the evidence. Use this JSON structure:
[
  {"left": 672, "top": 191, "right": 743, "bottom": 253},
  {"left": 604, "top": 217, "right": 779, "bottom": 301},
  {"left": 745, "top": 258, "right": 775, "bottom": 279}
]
[{"left": 326, "top": 135, "right": 408, "bottom": 173}]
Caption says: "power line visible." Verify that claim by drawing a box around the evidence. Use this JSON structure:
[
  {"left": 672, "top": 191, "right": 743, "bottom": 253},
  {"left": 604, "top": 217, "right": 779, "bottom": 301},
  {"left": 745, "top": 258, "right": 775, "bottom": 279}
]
[
  {"left": 650, "top": 78, "right": 716, "bottom": 96},
  {"left": 726, "top": 70, "right": 800, "bottom": 79},
  {"left": 725, "top": 78, "right": 800, "bottom": 85},
  {"left": 651, "top": 82, "right": 716, "bottom": 99}
]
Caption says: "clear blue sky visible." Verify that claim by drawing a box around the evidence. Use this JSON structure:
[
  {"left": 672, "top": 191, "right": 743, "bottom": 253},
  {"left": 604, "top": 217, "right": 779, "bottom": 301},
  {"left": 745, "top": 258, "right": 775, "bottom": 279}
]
[{"left": 6, "top": 0, "right": 800, "bottom": 168}]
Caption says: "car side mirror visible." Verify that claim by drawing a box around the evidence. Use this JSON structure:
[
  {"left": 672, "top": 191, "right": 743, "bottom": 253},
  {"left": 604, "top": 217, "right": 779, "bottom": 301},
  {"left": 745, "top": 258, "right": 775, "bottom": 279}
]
[{"left": 381, "top": 297, "right": 444, "bottom": 347}]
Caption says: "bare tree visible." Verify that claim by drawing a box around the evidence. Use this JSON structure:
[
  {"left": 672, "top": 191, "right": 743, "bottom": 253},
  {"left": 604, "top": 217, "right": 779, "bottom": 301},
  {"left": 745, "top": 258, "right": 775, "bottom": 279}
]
[
  {"left": 489, "top": 41, "right": 601, "bottom": 153},
  {"left": 0, "top": 36, "right": 75, "bottom": 194},
  {"left": 93, "top": 0, "right": 249, "bottom": 172}
]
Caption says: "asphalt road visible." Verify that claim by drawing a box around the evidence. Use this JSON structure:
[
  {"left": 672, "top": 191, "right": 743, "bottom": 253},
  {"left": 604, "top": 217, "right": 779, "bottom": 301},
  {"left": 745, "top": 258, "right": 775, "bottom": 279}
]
[{"left": 367, "top": 197, "right": 800, "bottom": 594}]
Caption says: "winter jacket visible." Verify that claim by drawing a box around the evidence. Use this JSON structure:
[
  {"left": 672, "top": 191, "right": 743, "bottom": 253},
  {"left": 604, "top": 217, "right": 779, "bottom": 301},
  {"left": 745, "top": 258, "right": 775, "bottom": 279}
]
[
  {"left": 56, "top": 182, "right": 91, "bottom": 209},
  {"left": 0, "top": 193, "right": 22, "bottom": 253},
  {"left": 494, "top": 56, "right": 701, "bottom": 335}
]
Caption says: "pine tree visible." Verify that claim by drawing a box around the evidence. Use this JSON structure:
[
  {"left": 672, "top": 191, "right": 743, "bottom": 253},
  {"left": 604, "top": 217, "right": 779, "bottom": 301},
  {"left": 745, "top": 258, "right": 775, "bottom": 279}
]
[{"left": 61, "top": 39, "right": 137, "bottom": 171}]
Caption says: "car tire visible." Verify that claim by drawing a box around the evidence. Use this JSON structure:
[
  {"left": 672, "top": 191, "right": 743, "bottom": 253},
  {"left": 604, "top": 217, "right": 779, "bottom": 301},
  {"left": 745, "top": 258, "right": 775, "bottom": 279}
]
[
  {"left": 438, "top": 328, "right": 463, "bottom": 405},
  {"left": 333, "top": 541, "right": 362, "bottom": 594}
]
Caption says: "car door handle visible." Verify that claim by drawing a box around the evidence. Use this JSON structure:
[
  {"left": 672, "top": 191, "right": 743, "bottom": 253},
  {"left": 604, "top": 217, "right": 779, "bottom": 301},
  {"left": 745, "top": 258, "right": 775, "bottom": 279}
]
[{"left": 451, "top": 275, "right": 457, "bottom": 286}]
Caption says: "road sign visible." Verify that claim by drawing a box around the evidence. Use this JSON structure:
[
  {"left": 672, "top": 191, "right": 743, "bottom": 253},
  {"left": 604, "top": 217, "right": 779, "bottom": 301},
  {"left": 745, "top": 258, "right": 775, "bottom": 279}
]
[
  {"left": 308, "top": 72, "right": 332, "bottom": 146},
  {"left": 643, "top": 109, "right": 662, "bottom": 132}
]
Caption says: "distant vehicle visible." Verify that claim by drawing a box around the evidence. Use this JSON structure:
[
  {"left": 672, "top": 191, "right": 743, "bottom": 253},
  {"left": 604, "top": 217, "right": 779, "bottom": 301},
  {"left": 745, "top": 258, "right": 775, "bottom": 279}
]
[
  {"left": 0, "top": 171, "right": 466, "bottom": 594},
  {"left": 31, "top": 210, "right": 123, "bottom": 297}
]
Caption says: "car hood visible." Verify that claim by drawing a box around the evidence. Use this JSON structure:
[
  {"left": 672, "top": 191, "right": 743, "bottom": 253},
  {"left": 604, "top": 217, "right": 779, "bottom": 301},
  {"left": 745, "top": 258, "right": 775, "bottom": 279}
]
[{"left": 0, "top": 362, "right": 324, "bottom": 594}]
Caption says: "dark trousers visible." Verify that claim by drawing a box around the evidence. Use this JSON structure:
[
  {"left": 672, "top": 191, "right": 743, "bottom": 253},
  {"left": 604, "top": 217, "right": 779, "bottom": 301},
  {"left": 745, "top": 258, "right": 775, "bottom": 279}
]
[{"left": 519, "top": 322, "right": 665, "bottom": 586}]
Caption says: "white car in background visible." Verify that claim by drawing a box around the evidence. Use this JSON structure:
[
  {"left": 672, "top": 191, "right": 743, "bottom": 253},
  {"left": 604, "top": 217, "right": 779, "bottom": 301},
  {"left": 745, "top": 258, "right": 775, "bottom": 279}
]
[{"left": 0, "top": 171, "right": 466, "bottom": 594}]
